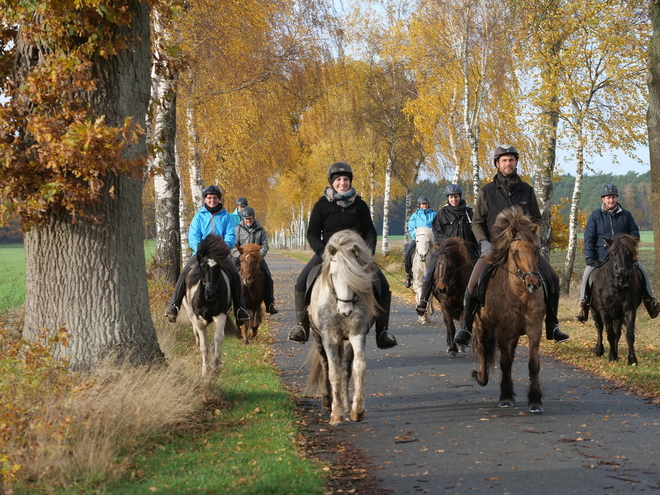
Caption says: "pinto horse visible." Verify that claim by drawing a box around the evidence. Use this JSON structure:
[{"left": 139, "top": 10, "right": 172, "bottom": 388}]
[
  {"left": 237, "top": 243, "right": 264, "bottom": 345},
  {"left": 591, "top": 233, "right": 643, "bottom": 365},
  {"left": 182, "top": 234, "right": 240, "bottom": 377},
  {"left": 412, "top": 227, "right": 434, "bottom": 323},
  {"left": 305, "top": 230, "right": 380, "bottom": 425},
  {"left": 432, "top": 237, "right": 473, "bottom": 356},
  {"left": 471, "top": 206, "right": 545, "bottom": 413}
]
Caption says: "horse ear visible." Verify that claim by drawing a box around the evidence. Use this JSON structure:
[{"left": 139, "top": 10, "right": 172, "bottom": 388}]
[
  {"left": 328, "top": 245, "right": 337, "bottom": 256},
  {"left": 237, "top": 245, "right": 244, "bottom": 254},
  {"left": 604, "top": 238, "right": 613, "bottom": 247}
]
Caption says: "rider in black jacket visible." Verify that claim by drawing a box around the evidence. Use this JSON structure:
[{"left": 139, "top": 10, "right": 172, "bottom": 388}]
[{"left": 287, "top": 162, "right": 397, "bottom": 349}]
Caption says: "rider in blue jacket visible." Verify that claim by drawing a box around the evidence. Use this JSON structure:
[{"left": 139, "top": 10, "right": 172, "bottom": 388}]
[
  {"left": 230, "top": 197, "right": 248, "bottom": 227},
  {"left": 165, "top": 185, "right": 249, "bottom": 324},
  {"left": 403, "top": 196, "right": 437, "bottom": 287},
  {"left": 574, "top": 184, "right": 660, "bottom": 322}
]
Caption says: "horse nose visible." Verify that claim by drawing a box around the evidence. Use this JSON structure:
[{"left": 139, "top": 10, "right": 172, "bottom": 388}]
[
  {"left": 419, "top": 254, "right": 427, "bottom": 262},
  {"left": 338, "top": 302, "right": 353, "bottom": 316},
  {"left": 524, "top": 274, "right": 541, "bottom": 293}
]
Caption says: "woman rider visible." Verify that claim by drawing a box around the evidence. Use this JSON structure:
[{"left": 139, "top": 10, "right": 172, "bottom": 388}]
[
  {"left": 415, "top": 184, "right": 479, "bottom": 314},
  {"left": 287, "top": 161, "right": 398, "bottom": 349}
]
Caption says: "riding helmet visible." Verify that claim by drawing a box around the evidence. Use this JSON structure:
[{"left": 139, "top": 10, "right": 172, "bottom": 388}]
[
  {"left": 240, "top": 206, "right": 255, "bottom": 219},
  {"left": 444, "top": 184, "right": 463, "bottom": 197},
  {"left": 493, "top": 144, "right": 519, "bottom": 164},
  {"left": 202, "top": 185, "right": 222, "bottom": 199},
  {"left": 417, "top": 195, "right": 430, "bottom": 205},
  {"left": 327, "top": 161, "right": 354, "bottom": 184},
  {"left": 600, "top": 184, "right": 619, "bottom": 197},
  {"left": 236, "top": 197, "right": 248, "bottom": 207}
]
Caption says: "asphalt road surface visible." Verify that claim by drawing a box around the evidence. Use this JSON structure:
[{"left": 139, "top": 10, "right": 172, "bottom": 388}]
[{"left": 267, "top": 252, "right": 660, "bottom": 494}]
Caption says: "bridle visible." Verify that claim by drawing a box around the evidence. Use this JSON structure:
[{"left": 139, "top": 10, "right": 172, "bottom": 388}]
[
  {"left": 329, "top": 257, "right": 360, "bottom": 305},
  {"left": 495, "top": 237, "right": 543, "bottom": 284}
]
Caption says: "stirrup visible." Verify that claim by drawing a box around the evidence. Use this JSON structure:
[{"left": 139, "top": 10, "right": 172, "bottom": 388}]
[
  {"left": 288, "top": 324, "right": 308, "bottom": 343},
  {"left": 550, "top": 326, "right": 570, "bottom": 343},
  {"left": 416, "top": 300, "right": 428, "bottom": 316},
  {"left": 236, "top": 307, "right": 250, "bottom": 322},
  {"left": 454, "top": 328, "right": 472, "bottom": 347}
]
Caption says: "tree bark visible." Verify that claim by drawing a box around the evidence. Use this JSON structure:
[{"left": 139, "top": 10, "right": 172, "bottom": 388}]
[
  {"left": 22, "top": 0, "right": 163, "bottom": 370},
  {"left": 649, "top": 0, "right": 660, "bottom": 294}
]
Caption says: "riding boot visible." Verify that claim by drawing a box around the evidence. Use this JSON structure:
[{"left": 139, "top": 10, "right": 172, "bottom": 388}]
[
  {"left": 226, "top": 262, "right": 250, "bottom": 323},
  {"left": 404, "top": 272, "right": 412, "bottom": 289},
  {"left": 287, "top": 290, "right": 310, "bottom": 343},
  {"left": 574, "top": 300, "right": 590, "bottom": 323},
  {"left": 454, "top": 291, "right": 479, "bottom": 346},
  {"left": 415, "top": 279, "right": 434, "bottom": 316},
  {"left": 263, "top": 271, "right": 279, "bottom": 315},
  {"left": 165, "top": 263, "right": 191, "bottom": 322},
  {"left": 644, "top": 298, "right": 660, "bottom": 319},
  {"left": 375, "top": 290, "right": 397, "bottom": 349}
]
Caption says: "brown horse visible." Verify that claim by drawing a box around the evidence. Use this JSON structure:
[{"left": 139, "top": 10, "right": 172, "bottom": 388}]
[
  {"left": 432, "top": 237, "right": 473, "bottom": 356},
  {"left": 471, "top": 206, "right": 545, "bottom": 413},
  {"left": 591, "top": 233, "right": 643, "bottom": 365},
  {"left": 237, "top": 243, "right": 264, "bottom": 344}
]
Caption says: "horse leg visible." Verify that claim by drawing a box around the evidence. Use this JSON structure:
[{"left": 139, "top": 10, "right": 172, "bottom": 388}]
[
  {"left": 471, "top": 322, "right": 492, "bottom": 387},
  {"left": 313, "top": 336, "right": 332, "bottom": 413},
  {"left": 349, "top": 335, "right": 367, "bottom": 422},
  {"left": 625, "top": 311, "right": 638, "bottom": 366},
  {"left": 325, "top": 340, "right": 346, "bottom": 425},
  {"left": 606, "top": 319, "right": 620, "bottom": 362},
  {"left": 444, "top": 309, "right": 457, "bottom": 356},
  {"left": 340, "top": 343, "right": 353, "bottom": 421},
  {"left": 209, "top": 314, "right": 227, "bottom": 375},
  {"left": 498, "top": 338, "right": 516, "bottom": 408},
  {"left": 527, "top": 329, "right": 543, "bottom": 413},
  {"left": 193, "top": 319, "right": 209, "bottom": 377},
  {"left": 593, "top": 312, "right": 605, "bottom": 357},
  {"left": 241, "top": 320, "right": 249, "bottom": 345}
]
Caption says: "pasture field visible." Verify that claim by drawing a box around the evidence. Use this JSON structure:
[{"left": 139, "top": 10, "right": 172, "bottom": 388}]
[{"left": 0, "top": 244, "right": 25, "bottom": 312}]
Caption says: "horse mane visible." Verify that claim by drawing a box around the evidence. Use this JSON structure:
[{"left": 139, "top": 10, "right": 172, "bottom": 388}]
[
  {"left": 490, "top": 206, "right": 540, "bottom": 265},
  {"left": 606, "top": 233, "right": 639, "bottom": 262},
  {"left": 320, "top": 230, "right": 380, "bottom": 320},
  {"left": 437, "top": 237, "right": 471, "bottom": 266},
  {"left": 239, "top": 243, "right": 263, "bottom": 262},
  {"left": 416, "top": 226, "right": 433, "bottom": 239},
  {"left": 188, "top": 234, "right": 232, "bottom": 286}
]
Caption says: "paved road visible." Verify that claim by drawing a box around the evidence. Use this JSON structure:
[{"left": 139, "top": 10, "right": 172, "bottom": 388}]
[{"left": 267, "top": 252, "right": 660, "bottom": 494}]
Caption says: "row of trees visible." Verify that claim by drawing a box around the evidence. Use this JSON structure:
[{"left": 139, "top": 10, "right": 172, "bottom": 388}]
[{"left": 0, "top": 0, "right": 658, "bottom": 369}]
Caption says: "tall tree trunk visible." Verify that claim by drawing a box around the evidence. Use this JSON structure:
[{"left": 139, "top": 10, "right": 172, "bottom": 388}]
[
  {"left": 22, "top": 0, "right": 162, "bottom": 370},
  {"left": 151, "top": 7, "right": 180, "bottom": 284},
  {"left": 560, "top": 131, "right": 585, "bottom": 295},
  {"left": 649, "top": 0, "right": 660, "bottom": 294},
  {"left": 381, "top": 152, "right": 393, "bottom": 254}
]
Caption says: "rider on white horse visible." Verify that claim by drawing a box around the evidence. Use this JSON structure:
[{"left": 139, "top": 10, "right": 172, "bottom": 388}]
[{"left": 404, "top": 196, "right": 437, "bottom": 288}]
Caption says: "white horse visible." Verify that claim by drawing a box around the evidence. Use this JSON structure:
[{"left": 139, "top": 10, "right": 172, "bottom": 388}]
[
  {"left": 412, "top": 226, "right": 434, "bottom": 323},
  {"left": 305, "top": 230, "right": 380, "bottom": 425}
]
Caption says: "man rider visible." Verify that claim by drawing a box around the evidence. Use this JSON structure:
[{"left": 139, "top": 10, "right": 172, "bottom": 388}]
[{"left": 452, "top": 145, "right": 570, "bottom": 347}]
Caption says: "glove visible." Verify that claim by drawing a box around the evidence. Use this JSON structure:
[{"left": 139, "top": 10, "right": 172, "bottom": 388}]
[
  {"left": 480, "top": 240, "right": 492, "bottom": 256},
  {"left": 586, "top": 257, "right": 596, "bottom": 267}
]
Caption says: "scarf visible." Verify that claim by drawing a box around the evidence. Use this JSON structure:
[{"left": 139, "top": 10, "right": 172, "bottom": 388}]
[
  {"left": 205, "top": 203, "right": 223, "bottom": 214},
  {"left": 496, "top": 170, "right": 520, "bottom": 193},
  {"left": 325, "top": 186, "right": 357, "bottom": 208}
]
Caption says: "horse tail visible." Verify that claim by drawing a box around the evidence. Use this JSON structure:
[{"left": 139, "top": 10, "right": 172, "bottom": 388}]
[
  {"left": 223, "top": 316, "right": 241, "bottom": 339},
  {"left": 304, "top": 344, "right": 324, "bottom": 395}
]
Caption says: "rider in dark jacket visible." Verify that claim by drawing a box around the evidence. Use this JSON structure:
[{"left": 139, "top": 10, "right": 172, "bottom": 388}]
[
  {"left": 416, "top": 184, "right": 479, "bottom": 313},
  {"left": 574, "top": 184, "right": 660, "bottom": 322},
  {"left": 232, "top": 206, "right": 278, "bottom": 315},
  {"left": 450, "top": 145, "right": 569, "bottom": 346},
  {"left": 287, "top": 161, "right": 397, "bottom": 350}
]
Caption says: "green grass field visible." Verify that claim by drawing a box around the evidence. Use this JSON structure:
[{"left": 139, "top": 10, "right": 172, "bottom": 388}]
[{"left": 0, "top": 244, "right": 26, "bottom": 312}]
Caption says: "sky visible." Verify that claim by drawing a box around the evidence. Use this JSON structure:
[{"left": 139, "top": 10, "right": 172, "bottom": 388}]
[{"left": 557, "top": 147, "right": 650, "bottom": 177}]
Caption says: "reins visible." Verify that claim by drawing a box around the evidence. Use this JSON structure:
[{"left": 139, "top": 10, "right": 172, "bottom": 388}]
[{"left": 493, "top": 237, "right": 543, "bottom": 284}]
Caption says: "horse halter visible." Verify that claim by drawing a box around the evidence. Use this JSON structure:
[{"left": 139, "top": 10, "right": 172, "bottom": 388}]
[
  {"left": 500, "top": 237, "right": 543, "bottom": 286},
  {"left": 329, "top": 257, "right": 360, "bottom": 306}
]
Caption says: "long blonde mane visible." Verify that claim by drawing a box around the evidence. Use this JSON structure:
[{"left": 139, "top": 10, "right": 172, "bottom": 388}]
[{"left": 319, "top": 229, "right": 379, "bottom": 321}]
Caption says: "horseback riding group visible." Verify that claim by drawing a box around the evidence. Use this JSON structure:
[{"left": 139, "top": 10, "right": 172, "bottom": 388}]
[{"left": 162, "top": 144, "right": 659, "bottom": 416}]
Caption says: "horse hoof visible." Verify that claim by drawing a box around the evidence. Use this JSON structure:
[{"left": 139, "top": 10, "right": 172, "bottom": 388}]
[
  {"left": 528, "top": 404, "right": 544, "bottom": 413},
  {"left": 457, "top": 345, "right": 468, "bottom": 354},
  {"left": 329, "top": 415, "right": 342, "bottom": 425},
  {"left": 498, "top": 400, "right": 515, "bottom": 408},
  {"left": 594, "top": 346, "right": 604, "bottom": 357},
  {"left": 350, "top": 410, "right": 365, "bottom": 422}
]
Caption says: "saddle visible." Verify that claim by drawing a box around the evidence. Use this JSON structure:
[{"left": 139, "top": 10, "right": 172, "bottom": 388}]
[{"left": 475, "top": 261, "right": 551, "bottom": 306}]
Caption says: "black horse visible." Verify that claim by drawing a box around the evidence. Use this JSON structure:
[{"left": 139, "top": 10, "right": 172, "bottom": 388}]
[
  {"left": 183, "top": 234, "right": 240, "bottom": 377},
  {"left": 591, "top": 233, "right": 643, "bottom": 365}
]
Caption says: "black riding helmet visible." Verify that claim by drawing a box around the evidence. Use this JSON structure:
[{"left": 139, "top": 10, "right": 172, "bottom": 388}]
[
  {"left": 444, "top": 184, "right": 463, "bottom": 197},
  {"left": 600, "top": 184, "right": 619, "bottom": 197},
  {"left": 327, "top": 161, "right": 354, "bottom": 184},
  {"left": 493, "top": 145, "right": 519, "bottom": 165},
  {"left": 240, "top": 206, "right": 255, "bottom": 218},
  {"left": 236, "top": 197, "right": 248, "bottom": 207},
  {"left": 202, "top": 185, "right": 222, "bottom": 199},
  {"left": 417, "top": 195, "right": 430, "bottom": 205}
]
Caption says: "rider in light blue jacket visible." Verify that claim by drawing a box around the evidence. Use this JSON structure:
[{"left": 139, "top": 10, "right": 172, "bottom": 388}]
[
  {"left": 165, "top": 185, "right": 249, "bottom": 324},
  {"left": 404, "top": 196, "right": 437, "bottom": 287}
]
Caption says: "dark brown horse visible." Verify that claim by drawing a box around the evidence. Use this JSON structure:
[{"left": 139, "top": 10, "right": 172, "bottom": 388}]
[
  {"left": 432, "top": 237, "right": 473, "bottom": 356},
  {"left": 237, "top": 243, "right": 264, "bottom": 345},
  {"left": 591, "top": 233, "right": 643, "bottom": 365},
  {"left": 471, "top": 206, "right": 545, "bottom": 412}
]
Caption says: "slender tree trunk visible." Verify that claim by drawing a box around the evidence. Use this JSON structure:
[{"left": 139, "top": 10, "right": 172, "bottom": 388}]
[
  {"left": 381, "top": 152, "right": 393, "bottom": 254},
  {"left": 561, "top": 132, "right": 585, "bottom": 295},
  {"left": 649, "top": 0, "right": 660, "bottom": 295},
  {"left": 22, "top": 0, "right": 163, "bottom": 369}
]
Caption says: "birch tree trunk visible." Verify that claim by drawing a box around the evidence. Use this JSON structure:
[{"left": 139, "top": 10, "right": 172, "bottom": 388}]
[
  {"left": 381, "top": 151, "right": 393, "bottom": 254},
  {"left": 22, "top": 0, "right": 163, "bottom": 370},
  {"left": 560, "top": 130, "right": 585, "bottom": 295}
]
